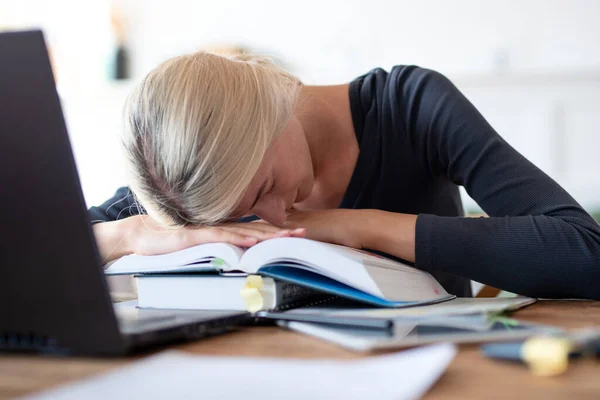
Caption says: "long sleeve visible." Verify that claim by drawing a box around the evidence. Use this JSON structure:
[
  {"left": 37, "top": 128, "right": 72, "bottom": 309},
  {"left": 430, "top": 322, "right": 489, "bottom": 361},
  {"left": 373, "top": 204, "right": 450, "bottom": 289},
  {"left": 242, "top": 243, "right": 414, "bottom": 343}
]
[
  {"left": 88, "top": 186, "right": 143, "bottom": 223},
  {"left": 400, "top": 67, "right": 600, "bottom": 299}
]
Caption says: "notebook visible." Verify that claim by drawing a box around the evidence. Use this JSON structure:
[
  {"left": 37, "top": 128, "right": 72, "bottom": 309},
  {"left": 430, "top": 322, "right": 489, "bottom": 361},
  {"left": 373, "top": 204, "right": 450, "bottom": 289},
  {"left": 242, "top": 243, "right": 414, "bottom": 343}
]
[
  {"left": 261, "top": 297, "right": 537, "bottom": 330},
  {"left": 277, "top": 318, "right": 559, "bottom": 352},
  {"left": 106, "top": 237, "right": 454, "bottom": 308}
]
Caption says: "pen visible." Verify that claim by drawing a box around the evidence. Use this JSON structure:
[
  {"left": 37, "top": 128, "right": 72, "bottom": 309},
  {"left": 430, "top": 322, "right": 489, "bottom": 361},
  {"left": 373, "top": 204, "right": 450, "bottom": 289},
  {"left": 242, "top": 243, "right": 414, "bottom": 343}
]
[{"left": 481, "top": 328, "right": 600, "bottom": 376}]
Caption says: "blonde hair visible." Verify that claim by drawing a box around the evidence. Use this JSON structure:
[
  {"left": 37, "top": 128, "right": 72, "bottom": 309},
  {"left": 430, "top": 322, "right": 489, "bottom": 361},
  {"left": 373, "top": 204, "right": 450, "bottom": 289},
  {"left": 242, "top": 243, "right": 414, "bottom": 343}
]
[{"left": 122, "top": 51, "right": 301, "bottom": 226}]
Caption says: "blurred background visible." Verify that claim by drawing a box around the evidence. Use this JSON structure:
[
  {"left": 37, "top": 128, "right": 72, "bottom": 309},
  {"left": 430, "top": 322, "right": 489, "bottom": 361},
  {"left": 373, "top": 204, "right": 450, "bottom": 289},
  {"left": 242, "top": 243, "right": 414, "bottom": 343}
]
[{"left": 1, "top": 0, "right": 599, "bottom": 219}]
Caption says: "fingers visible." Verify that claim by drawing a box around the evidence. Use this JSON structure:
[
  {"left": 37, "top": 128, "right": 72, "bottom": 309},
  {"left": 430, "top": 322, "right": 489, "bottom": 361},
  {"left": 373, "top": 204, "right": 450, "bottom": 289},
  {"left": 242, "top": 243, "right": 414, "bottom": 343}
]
[
  {"left": 223, "top": 220, "right": 305, "bottom": 239},
  {"left": 183, "top": 227, "right": 258, "bottom": 248},
  {"left": 186, "top": 226, "right": 305, "bottom": 248},
  {"left": 220, "top": 226, "right": 294, "bottom": 242},
  {"left": 241, "top": 220, "right": 283, "bottom": 232},
  {"left": 289, "top": 228, "right": 306, "bottom": 237},
  {"left": 130, "top": 218, "right": 308, "bottom": 257}
]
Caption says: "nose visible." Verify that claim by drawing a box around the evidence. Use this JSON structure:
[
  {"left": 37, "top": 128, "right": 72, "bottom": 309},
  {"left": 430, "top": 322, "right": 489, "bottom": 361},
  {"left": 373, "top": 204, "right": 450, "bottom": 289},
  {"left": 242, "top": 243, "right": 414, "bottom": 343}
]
[{"left": 253, "top": 195, "right": 286, "bottom": 227}]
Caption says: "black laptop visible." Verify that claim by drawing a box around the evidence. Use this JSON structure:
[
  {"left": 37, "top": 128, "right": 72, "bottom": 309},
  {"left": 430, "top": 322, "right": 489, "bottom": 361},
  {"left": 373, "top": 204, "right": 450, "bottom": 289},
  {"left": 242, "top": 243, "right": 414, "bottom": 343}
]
[{"left": 0, "top": 30, "right": 251, "bottom": 356}]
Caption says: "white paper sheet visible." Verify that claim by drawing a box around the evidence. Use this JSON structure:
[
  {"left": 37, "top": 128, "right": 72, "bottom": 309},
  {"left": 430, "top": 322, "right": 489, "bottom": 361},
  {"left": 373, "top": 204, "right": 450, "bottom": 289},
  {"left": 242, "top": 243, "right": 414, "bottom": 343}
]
[{"left": 24, "top": 344, "right": 456, "bottom": 400}]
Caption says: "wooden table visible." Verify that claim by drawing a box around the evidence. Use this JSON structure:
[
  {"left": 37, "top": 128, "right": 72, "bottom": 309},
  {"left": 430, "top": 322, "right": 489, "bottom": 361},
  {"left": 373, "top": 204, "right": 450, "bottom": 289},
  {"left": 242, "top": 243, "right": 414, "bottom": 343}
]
[{"left": 1, "top": 301, "right": 599, "bottom": 399}]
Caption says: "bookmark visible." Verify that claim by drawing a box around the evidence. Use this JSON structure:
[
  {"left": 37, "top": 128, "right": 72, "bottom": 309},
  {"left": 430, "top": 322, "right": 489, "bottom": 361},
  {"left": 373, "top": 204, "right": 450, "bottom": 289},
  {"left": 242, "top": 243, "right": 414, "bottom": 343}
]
[{"left": 240, "top": 275, "right": 265, "bottom": 312}]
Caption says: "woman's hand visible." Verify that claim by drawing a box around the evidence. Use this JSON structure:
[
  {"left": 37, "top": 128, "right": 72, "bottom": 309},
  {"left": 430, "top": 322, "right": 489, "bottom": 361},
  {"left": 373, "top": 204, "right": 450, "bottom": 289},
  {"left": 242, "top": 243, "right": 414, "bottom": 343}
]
[
  {"left": 93, "top": 215, "right": 306, "bottom": 264},
  {"left": 282, "top": 209, "right": 417, "bottom": 262},
  {"left": 280, "top": 209, "right": 371, "bottom": 249}
]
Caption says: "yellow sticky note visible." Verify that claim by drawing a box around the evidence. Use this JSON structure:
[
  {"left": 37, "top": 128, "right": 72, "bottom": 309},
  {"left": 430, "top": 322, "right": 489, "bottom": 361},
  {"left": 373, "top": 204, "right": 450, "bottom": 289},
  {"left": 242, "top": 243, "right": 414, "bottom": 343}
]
[
  {"left": 240, "top": 275, "right": 265, "bottom": 312},
  {"left": 522, "top": 337, "right": 573, "bottom": 377},
  {"left": 246, "top": 275, "right": 264, "bottom": 290}
]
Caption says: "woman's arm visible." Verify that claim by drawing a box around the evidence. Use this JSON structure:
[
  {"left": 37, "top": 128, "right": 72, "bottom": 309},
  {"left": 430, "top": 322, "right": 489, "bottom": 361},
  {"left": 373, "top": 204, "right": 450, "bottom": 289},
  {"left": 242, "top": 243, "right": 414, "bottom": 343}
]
[
  {"left": 287, "top": 67, "right": 600, "bottom": 300},
  {"left": 399, "top": 68, "right": 600, "bottom": 299},
  {"left": 284, "top": 209, "right": 418, "bottom": 262},
  {"left": 89, "top": 187, "right": 146, "bottom": 262},
  {"left": 93, "top": 216, "right": 139, "bottom": 263},
  {"left": 92, "top": 208, "right": 306, "bottom": 264}
]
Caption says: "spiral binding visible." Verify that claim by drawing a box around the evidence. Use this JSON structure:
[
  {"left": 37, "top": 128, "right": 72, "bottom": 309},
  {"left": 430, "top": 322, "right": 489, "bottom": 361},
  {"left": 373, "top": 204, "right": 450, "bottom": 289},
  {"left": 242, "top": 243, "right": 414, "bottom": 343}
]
[{"left": 274, "top": 295, "right": 340, "bottom": 311}]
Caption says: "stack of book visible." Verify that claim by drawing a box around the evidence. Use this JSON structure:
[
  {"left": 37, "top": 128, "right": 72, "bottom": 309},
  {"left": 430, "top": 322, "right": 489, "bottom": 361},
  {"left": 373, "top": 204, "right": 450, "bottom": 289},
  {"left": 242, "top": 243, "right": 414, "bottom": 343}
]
[{"left": 105, "top": 238, "right": 454, "bottom": 312}]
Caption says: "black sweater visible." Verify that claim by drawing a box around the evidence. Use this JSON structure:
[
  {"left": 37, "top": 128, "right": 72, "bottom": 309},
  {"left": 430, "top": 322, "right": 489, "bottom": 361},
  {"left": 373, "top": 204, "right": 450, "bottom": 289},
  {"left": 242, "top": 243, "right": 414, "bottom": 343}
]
[{"left": 89, "top": 66, "right": 600, "bottom": 299}]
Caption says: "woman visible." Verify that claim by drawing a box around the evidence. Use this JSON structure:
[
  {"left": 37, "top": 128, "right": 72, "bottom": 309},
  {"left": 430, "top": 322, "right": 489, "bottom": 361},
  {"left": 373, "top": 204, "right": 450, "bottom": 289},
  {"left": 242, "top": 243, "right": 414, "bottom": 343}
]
[{"left": 90, "top": 52, "right": 600, "bottom": 299}]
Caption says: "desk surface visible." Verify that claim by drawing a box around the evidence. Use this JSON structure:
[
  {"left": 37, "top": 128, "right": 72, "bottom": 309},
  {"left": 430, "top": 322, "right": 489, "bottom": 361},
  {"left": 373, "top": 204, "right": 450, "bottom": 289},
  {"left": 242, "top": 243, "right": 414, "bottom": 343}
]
[{"left": 1, "top": 300, "right": 599, "bottom": 399}]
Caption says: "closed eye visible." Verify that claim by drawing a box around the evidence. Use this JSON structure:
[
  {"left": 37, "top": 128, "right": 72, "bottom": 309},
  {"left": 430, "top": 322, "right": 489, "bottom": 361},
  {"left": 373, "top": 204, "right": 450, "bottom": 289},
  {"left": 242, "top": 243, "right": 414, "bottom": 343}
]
[
  {"left": 241, "top": 176, "right": 276, "bottom": 218},
  {"left": 265, "top": 177, "right": 276, "bottom": 195}
]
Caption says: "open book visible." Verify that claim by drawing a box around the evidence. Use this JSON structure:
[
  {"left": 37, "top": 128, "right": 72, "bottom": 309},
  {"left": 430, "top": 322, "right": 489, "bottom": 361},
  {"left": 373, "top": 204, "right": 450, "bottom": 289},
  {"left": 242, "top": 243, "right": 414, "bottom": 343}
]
[{"left": 105, "top": 238, "right": 454, "bottom": 307}]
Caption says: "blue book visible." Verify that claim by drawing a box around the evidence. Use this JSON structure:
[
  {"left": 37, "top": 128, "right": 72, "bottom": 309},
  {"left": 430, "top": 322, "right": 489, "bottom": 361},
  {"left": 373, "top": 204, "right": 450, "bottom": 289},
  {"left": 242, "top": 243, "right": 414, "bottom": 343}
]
[{"left": 105, "top": 238, "right": 454, "bottom": 308}]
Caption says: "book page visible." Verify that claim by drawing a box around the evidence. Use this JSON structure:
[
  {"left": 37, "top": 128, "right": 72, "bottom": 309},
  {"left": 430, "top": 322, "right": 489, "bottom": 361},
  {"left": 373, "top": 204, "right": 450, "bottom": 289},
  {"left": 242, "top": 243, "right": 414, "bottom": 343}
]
[
  {"left": 104, "top": 243, "right": 245, "bottom": 275},
  {"left": 240, "top": 238, "right": 382, "bottom": 297},
  {"left": 241, "top": 238, "right": 447, "bottom": 301},
  {"left": 365, "top": 265, "right": 449, "bottom": 301}
]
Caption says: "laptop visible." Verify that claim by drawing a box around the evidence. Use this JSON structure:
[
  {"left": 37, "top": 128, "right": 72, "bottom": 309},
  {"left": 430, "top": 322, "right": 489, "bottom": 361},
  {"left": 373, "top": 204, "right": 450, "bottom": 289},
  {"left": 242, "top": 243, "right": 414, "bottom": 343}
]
[{"left": 0, "top": 30, "right": 251, "bottom": 356}]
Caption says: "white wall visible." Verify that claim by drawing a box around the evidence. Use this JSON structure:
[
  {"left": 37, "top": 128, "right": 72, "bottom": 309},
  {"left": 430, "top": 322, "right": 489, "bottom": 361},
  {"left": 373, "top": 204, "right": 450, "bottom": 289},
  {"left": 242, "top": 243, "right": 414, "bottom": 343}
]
[
  {"left": 454, "top": 72, "right": 600, "bottom": 211},
  {"left": 2, "top": 0, "right": 599, "bottom": 210},
  {"left": 120, "top": 0, "right": 600, "bottom": 82}
]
